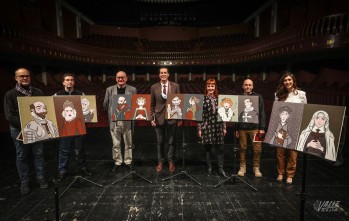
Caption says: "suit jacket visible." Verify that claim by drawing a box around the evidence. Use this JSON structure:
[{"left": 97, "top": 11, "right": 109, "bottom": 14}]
[
  {"left": 151, "top": 81, "right": 180, "bottom": 125},
  {"left": 103, "top": 84, "right": 137, "bottom": 129}
]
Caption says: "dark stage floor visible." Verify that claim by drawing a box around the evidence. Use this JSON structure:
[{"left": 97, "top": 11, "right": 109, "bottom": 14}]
[{"left": 0, "top": 127, "right": 348, "bottom": 221}]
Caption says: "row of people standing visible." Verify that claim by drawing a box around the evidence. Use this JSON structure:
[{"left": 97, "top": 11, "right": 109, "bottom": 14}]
[
  {"left": 4, "top": 69, "right": 92, "bottom": 195},
  {"left": 4, "top": 67, "right": 306, "bottom": 195}
]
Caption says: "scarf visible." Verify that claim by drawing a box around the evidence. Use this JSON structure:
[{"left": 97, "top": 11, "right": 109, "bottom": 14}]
[{"left": 16, "top": 83, "right": 33, "bottom": 96}]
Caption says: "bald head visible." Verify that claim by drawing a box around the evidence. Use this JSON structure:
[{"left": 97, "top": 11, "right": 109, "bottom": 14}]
[
  {"left": 242, "top": 79, "right": 254, "bottom": 94},
  {"left": 15, "top": 68, "right": 31, "bottom": 86},
  {"left": 116, "top": 71, "right": 128, "bottom": 88}
]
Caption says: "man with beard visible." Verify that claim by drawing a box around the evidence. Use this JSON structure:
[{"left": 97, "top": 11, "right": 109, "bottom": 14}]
[
  {"left": 54, "top": 73, "right": 91, "bottom": 180},
  {"left": 4, "top": 68, "right": 48, "bottom": 194},
  {"left": 113, "top": 96, "right": 131, "bottom": 121},
  {"left": 104, "top": 70, "right": 137, "bottom": 172},
  {"left": 24, "top": 101, "right": 59, "bottom": 143}
]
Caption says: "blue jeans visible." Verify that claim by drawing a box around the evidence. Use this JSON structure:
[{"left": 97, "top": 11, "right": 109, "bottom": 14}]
[
  {"left": 58, "top": 136, "right": 86, "bottom": 174},
  {"left": 10, "top": 127, "right": 45, "bottom": 183}
]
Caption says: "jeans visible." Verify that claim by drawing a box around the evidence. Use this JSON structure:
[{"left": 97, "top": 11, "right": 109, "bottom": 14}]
[
  {"left": 10, "top": 127, "right": 45, "bottom": 182},
  {"left": 58, "top": 136, "right": 86, "bottom": 174}
]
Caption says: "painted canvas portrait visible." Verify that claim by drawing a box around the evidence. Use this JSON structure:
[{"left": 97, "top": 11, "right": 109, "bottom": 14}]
[
  {"left": 18, "top": 96, "right": 59, "bottom": 144},
  {"left": 53, "top": 96, "right": 86, "bottom": 137},
  {"left": 183, "top": 94, "right": 204, "bottom": 121},
  {"left": 296, "top": 104, "right": 346, "bottom": 162},
  {"left": 217, "top": 95, "right": 238, "bottom": 122},
  {"left": 111, "top": 94, "right": 132, "bottom": 121},
  {"left": 166, "top": 94, "right": 184, "bottom": 120},
  {"left": 81, "top": 95, "right": 98, "bottom": 123},
  {"left": 131, "top": 94, "right": 151, "bottom": 121},
  {"left": 238, "top": 95, "right": 259, "bottom": 124},
  {"left": 264, "top": 101, "right": 304, "bottom": 150}
]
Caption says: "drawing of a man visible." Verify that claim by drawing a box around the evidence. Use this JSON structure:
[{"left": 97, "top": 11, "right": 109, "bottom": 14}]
[
  {"left": 270, "top": 106, "right": 292, "bottom": 148},
  {"left": 24, "top": 101, "right": 59, "bottom": 144},
  {"left": 167, "top": 96, "right": 182, "bottom": 119},
  {"left": 113, "top": 96, "right": 131, "bottom": 121},
  {"left": 81, "top": 98, "right": 94, "bottom": 122},
  {"left": 238, "top": 98, "right": 258, "bottom": 123}
]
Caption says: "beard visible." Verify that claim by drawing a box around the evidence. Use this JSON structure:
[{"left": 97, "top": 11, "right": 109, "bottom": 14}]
[{"left": 35, "top": 111, "right": 47, "bottom": 119}]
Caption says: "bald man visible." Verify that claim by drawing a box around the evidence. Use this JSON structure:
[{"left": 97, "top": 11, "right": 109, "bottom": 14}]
[
  {"left": 4, "top": 68, "right": 48, "bottom": 194},
  {"left": 103, "top": 70, "right": 137, "bottom": 172},
  {"left": 235, "top": 79, "right": 266, "bottom": 177}
]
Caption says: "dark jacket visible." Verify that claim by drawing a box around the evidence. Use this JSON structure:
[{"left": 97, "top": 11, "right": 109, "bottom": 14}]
[
  {"left": 4, "top": 87, "right": 44, "bottom": 129},
  {"left": 236, "top": 91, "right": 266, "bottom": 130},
  {"left": 54, "top": 89, "right": 84, "bottom": 96}
]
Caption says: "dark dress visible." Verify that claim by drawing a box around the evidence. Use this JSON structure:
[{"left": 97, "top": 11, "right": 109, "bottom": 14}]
[{"left": 198, "top": 95, "right": 225, "bottom": 144}]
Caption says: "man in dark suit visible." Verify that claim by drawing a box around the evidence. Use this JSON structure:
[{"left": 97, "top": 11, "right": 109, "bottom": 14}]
[{"left": 151, "top": 67, "right": 180, "bottom": 173}]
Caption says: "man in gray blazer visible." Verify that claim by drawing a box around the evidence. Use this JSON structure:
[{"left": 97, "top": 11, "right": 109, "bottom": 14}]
[
  {"left": 104, "top": 70, "right": 137, "bottom": 172},
  {"left": 151, "top": 67, "right": 180, "bottom": 173}
]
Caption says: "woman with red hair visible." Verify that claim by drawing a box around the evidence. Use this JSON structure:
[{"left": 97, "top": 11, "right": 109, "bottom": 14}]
[{"left": 197, "top": 79, "right": 227, "bottom": 177}]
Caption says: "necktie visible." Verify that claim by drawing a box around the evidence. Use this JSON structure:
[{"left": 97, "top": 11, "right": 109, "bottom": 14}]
[{"left": 163, "top": 85, "right": 167, "bottom": 95}]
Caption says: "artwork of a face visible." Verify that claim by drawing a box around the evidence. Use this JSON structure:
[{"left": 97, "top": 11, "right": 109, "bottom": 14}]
[
  {"left": 244, "top": 99, "right": 252, "bottom": 108},
  {"left": 32, "top": 101, "right": 48, "bottom": 119},
  {"left": 118, "top": 96, "right": 126, "bottom": 105},
  {"left": 172, "top": 96, "right": 181, "bottom": 106},
  {"left": 81, "top": 98, "right": 90, "bottom": 112},
  {"left": 280, "top": 111, "right": 290, "bottom": 123}
]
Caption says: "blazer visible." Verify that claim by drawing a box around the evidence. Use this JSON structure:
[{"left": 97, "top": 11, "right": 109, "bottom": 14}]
[
  {"left": 150, "top": 81, "right": 180, "bottom": 125},
  {"left": 103, "top": 84, "right": 137, "bottom": 128}
]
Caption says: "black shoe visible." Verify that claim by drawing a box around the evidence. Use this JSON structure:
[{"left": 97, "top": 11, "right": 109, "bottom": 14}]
[
  {"left": 112, "top": 165, "right": 121, "bottom": 172},
  {"left": 21, "top": 182, "right": 30, "bottom": 195},
  {"left": 79, "top": 168, "right": 92, "bottom": 177},
  {"left": 37, "top": 178, "right": 49, "bottom": 189},
  {"left": 126, "top": 164, "right": 134, "bottom": 171}
]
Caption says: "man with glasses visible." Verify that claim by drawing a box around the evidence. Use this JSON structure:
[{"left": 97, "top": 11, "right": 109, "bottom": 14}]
[
  {"left": 4, "top": 68, "right": 48, "bottom": 194},
  {"left": 104, "top": 70, "right": 137, "bottom": 172}
]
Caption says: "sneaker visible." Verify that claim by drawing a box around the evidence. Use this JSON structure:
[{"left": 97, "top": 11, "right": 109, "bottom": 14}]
[
  {"left": 21, "top": 182, "right": 30, "bottom": 195},
  {"left": 37, "top": 178, "right": 49, "bottom": 189},
  {"left": 79, "top": 168, "right": 92, "bottom": 176}
]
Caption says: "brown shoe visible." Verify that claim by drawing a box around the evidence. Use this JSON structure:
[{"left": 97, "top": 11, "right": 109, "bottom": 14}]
[
  {"left": 156, "top": 162, "right": 163, "bottom": 172},
  {"left": 169, "top": 162, "right": 175, "bottom": 173}
]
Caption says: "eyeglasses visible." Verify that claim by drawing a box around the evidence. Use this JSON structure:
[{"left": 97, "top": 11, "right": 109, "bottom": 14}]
[
  {"left": 117, "top": 76, "right": 126, "bottom": 79},
  {"left": 16, "top": 75, "right": 31, "bottom": 79}
]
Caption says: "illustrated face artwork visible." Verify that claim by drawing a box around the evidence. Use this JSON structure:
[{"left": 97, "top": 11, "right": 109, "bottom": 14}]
[
  {"left": 137, "top": 98, "right": 145, "bottom": 107},
  {"left": 223, "top": 101, "right": 231, "bottom": 109},
  {"left": 172, "top": 96, "right": 181, "bottom": 106},
  {"left": 118, "top": 96, "right": 126, "bottom": 105},
  {"left": 280, "top": 111, "right": 290, "bottom": 123},
  {"left": 64, "top": 106, "right": 75, "bottom": 121},
  {"left": 81, "top": 98, "right": 90, "bottom": 111},
  {"left": 315, "top": 113, "right": 326, "bottom": 128},
  {"left": 207, "top": 83, "right": 215, "bottom": 95},
  {"left": 33, "top": 101, "right": 47, "bottom": 118},
  {"left": 244, "top": 99, "right": 252, "bottom": 108}
]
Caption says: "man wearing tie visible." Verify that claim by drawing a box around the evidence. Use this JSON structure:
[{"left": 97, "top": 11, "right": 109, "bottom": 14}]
[{"left": 151, "top": 67, "right": 180, "bottom": 173}]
